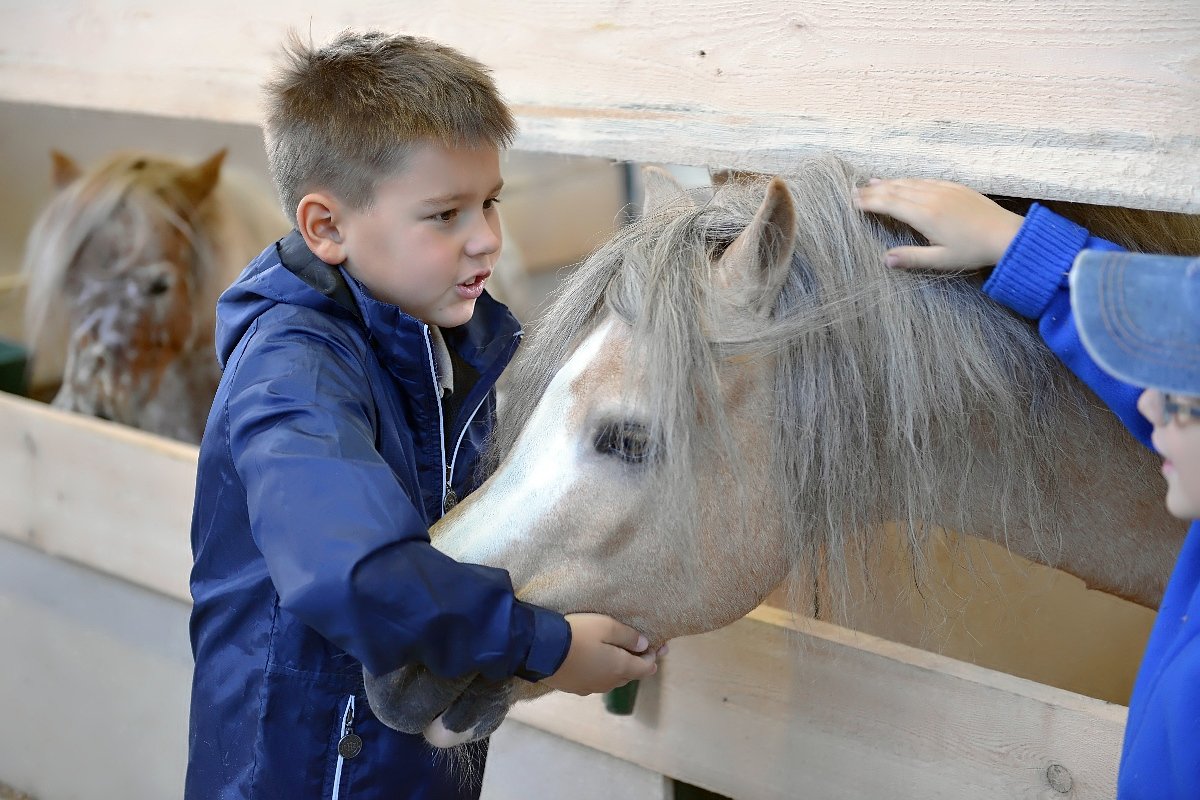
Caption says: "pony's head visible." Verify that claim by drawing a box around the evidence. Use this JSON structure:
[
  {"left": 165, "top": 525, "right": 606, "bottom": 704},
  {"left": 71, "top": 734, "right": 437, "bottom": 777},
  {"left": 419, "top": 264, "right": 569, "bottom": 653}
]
[
  {"left": 366, "top": 155, "right": 1100, "bottom": 746},
  {"left": 23, "top": 149, "right": 228, "bottom": 438}
]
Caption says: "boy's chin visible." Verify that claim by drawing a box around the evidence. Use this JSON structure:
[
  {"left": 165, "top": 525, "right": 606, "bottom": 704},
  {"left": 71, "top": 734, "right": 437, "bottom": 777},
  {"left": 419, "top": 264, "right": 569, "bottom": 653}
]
[{"left": 426, "top": 301, "right": 477, "bottom": 329}]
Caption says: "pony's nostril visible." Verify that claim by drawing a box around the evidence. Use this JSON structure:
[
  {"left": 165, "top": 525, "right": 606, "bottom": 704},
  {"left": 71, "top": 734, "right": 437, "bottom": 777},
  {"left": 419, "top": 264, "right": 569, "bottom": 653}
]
[{"left": 147, "top": 276, "right": 171, "bottom": 296}]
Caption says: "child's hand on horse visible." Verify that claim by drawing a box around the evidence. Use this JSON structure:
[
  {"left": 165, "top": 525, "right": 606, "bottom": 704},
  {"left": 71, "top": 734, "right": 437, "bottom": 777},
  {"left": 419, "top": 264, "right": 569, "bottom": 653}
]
[
  {"left": 542, "top": 613, "right": 660, "bottom": 696},
  {"left": 853, "top": 178, "right": 1024, "bottom": 272}
]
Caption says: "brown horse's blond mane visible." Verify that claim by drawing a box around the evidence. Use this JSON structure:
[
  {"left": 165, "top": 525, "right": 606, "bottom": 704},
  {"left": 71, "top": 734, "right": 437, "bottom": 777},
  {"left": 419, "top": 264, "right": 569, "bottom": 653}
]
[{"left": 489, "top": 154, "right": 1174, "bottom": 613}]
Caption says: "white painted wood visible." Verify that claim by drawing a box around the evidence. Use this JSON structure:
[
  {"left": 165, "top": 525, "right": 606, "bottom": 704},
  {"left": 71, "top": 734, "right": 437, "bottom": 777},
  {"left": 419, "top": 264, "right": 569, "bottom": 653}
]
[
  {"left": 0, "top": 1, "right": 1195, "bottom": 211},
  {"left": 0, "top": 392, "right": 1129, "bottom": 797},
  {"left": 481, "top": 720, "right": 672, "bottom": 800},
  {"left": 509, "top": 606, "right": 1125, "bottom": 800},
  {"left": 0, "top": 392, "right": 195, "bottom": 602},
  {"left": 0, "top": 536, "right": 192, "bottom": 800}
]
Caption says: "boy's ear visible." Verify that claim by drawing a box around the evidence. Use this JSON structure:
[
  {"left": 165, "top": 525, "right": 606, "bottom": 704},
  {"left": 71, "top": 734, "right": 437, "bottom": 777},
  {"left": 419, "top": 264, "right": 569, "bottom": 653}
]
[{"left": 296, "top": 192, "right": 348, "bottom": 266}]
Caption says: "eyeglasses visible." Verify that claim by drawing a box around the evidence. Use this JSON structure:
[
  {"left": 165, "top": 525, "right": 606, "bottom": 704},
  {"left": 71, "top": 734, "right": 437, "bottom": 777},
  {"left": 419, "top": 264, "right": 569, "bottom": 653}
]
[{"left": 1161, "top": 393, "right": 1200, "bottom": 427}]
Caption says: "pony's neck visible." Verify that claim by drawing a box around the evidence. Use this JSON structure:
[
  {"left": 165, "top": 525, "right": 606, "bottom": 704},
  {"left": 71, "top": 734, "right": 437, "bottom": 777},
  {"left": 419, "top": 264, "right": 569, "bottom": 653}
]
[{"left": 956, "top": 405, "right": 1181, "bottom": 609}]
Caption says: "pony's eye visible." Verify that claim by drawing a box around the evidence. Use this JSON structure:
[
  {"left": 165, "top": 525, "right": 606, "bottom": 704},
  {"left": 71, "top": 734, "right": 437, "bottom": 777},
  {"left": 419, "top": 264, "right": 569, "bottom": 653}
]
[
  {"left": 147, "top": 276, "right": 172, "bottom": 296},
  {"left": 594, "top": 422, "right": 653, "bottom": 465}
]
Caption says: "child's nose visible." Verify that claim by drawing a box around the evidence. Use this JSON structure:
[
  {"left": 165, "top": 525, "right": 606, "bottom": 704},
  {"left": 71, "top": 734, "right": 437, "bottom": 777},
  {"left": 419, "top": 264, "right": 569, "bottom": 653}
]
[
  {"left": 1138, "top": 388, "right": 1163, "bottom": 427},
  {"left": 466, "top": 216, "right": 501, "bottom": 258}
]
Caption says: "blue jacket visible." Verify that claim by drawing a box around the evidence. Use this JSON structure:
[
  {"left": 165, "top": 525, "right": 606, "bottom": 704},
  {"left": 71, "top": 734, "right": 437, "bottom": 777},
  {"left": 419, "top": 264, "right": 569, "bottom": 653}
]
[
  {"left": 985, "top": 204, "right": 1200, "bottom": 799},
  {"left": 185, "top": 232, "right": 571, "bottom": 799}
]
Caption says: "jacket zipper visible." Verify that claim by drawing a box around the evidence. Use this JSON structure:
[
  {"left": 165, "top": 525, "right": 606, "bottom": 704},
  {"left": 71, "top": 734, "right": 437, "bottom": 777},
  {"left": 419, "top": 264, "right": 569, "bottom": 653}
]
[
  {"left": 444, "top": 393, "right": 491, "bottom": 513},
  {"left": 421, "top": 327, "right": 452, "bottom": 514},
  {"left": 424, "top": 326, "right": 521, "bottom": 515},
  {"left": 331, "top": 694, "right": 359, "bottom": 800}
]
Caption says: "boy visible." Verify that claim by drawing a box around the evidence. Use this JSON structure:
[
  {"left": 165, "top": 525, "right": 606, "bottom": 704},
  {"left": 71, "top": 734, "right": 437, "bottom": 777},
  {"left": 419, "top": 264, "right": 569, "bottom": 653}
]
[
  {"left": 186, "top": 31, "right": 658, "bottom": 799},
  {"left": 854, "top": 178, "right": 1200, "bottom": 798}
]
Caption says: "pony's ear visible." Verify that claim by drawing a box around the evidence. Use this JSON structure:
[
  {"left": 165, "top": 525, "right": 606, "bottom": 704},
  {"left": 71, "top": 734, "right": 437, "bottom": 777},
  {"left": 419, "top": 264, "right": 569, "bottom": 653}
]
[
  {"left": 715, "top": 177, "right": 796, "bottom": 317},
  {"left": 641, "top": 165, "right": 693, "bottom": 216},
  {"left": 176, "top": 148, "right": 227, "bottom": 209},
  {"left": 51, "top": 150, "right": 82, "bottom": 189}
]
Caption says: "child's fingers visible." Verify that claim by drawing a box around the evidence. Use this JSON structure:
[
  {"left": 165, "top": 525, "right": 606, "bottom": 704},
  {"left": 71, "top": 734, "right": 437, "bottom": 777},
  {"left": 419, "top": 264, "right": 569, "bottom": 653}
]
[
  {"left": 623, "top": 649, "right": 658, "bottom": 680},
  {"left": 604, "top": 619, "right": 649, "bottom": 653},
  {"left": 853, "top": 182, "right": 935, "bottom": 227},
  {"left": 884, "top": 245, "right": 958, "bottom": 272}
]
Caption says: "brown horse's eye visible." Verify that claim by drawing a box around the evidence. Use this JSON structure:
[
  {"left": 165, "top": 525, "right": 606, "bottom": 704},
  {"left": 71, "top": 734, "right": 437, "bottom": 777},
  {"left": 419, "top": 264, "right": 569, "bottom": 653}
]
[
  {"left": 147, "top": 276, "right": 172, "bottom": 296},
  {"left": 594, "top": 422, "right": 653, "bottom": 464}
]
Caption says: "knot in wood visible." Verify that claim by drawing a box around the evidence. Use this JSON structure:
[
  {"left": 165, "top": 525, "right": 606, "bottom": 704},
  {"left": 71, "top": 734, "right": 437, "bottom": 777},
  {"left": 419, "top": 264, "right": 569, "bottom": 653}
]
[{"left": 1046, "top": 763, "right": 1073, "bottom": 793}]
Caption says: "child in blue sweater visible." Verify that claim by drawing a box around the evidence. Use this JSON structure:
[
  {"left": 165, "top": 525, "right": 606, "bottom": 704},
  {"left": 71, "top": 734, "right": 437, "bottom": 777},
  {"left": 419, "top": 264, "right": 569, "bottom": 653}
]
[{"left": 855, "top": 178, "right": 1200, "bottom": 799}]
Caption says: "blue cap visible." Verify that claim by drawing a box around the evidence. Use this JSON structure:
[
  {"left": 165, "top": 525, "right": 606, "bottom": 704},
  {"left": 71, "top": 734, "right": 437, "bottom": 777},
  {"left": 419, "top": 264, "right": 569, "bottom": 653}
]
[{"left": 1070, "top": 250, "right": 1200, "bottom": 396}]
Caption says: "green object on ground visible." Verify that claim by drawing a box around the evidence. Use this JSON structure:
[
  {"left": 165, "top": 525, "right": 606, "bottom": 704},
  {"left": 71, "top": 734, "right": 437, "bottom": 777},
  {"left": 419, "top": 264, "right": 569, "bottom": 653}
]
[
  {"left": 602, "top": 680, "right": 639, "bottom": 715},
  {"left": 0, "top": 338, "right": 28, "bottom": 396}
]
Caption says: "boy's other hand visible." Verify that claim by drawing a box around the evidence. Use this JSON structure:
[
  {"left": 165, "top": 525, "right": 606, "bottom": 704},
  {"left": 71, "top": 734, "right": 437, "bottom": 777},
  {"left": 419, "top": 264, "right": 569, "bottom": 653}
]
[
  {"left": 852, "top": 178, "right": 1024, "bottom": 272},
  {"left": 542, "top": 613, "right": 659, "bottom": 696}
]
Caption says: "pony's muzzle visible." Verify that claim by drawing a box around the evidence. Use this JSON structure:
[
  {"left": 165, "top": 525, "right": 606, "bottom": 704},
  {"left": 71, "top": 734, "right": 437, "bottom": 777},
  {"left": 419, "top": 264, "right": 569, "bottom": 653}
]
[{"left": 362, "top": 664, "right": 515, "bottom": 747}]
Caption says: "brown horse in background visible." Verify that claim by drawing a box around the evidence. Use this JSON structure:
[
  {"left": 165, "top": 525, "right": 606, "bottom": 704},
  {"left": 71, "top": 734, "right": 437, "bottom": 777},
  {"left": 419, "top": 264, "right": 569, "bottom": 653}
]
[{"left": 22, "top": 149, "right": 286, "bottom": 442}]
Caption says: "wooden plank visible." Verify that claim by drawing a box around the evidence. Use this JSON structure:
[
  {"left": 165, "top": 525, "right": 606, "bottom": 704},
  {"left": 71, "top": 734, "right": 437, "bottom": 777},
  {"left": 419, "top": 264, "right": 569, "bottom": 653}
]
[
  {"left": 0, "top": 392, "right": 195, "bottom": 601},
  {"left": 0, "top": 392, "right": 1126, "bottom": 797},
  {"left": 509, "top": 605, "right": 1125, "bottom": 800},
  {"left": 0, "top": 536, "right": 192, "bottom": 800},
  {"left": 0, "top": 1, "right": 1195, "bottom": 211},
  {"left": 481, "top": 721, "right": 672, "bottom": 800}
]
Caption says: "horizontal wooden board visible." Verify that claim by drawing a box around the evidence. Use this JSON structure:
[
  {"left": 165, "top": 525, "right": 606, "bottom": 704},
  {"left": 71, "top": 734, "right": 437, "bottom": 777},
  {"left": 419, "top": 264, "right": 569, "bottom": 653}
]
[
  {"left": 0, "top": 392, "right": 196, "bottom": 601},
  {"left": 510, "top": 605, "right": 1125, "bottom": 799},
  {"left": 0, "top": 1, "right": 1195, "bottom": 211},
  {"left": 0, "top": 393, "right": 1125, "bottom": 796}
]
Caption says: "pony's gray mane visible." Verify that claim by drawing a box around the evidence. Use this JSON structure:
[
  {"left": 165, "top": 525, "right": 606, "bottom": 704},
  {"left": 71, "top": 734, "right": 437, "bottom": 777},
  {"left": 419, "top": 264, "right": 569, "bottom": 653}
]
[
  {"left": 22, "top": 152, "right": 215, "bottom": 354},
  {"left": 490, "top": 154, "right": 1104, "bottom": 610}
]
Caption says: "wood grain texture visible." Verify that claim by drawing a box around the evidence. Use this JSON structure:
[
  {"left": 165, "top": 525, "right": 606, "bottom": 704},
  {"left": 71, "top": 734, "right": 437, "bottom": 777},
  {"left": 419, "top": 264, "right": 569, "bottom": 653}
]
[
  {"left": 509, "top": 605, "right": 1125, "bottom": 799},
  {"left": 0, "top": 392, "right": 195, "bottom": 601},
  {"left": 0, "top": 393, "right": 1125, "bottom": 797},
  {"left": 0, "top": 1, "right": 1195, "bottom": 210}
]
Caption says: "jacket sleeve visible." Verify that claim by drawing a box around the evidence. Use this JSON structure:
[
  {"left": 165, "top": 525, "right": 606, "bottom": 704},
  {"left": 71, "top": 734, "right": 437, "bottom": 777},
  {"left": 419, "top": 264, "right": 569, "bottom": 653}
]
[
  {"left": 224, "top": 316, "right": 570, "bottom": 682},
  {"left": 981, "top": 202, "right": 1153, "bottom": 450}
]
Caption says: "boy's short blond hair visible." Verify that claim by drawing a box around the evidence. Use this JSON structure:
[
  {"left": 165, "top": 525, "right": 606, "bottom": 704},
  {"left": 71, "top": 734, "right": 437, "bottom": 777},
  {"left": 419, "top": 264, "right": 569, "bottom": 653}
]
[{"left": 263, "top": 30, "right": 516, "bottom": 225}]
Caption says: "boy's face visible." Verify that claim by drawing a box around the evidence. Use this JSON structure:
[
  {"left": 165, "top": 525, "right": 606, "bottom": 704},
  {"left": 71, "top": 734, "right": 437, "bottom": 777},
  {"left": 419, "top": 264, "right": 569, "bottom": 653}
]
[
  {"left": 336, "top": 142, "right": 503, "bottom": 328},
  {"left": 1138, "top": 388, "right": 1200, "bottom": 519}
]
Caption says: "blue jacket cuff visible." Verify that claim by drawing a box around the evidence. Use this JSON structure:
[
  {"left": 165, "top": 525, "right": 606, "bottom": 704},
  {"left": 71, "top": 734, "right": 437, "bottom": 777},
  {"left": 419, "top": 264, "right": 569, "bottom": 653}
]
[
  {"left": 982, "top": 203, "right": 1090, "bottom": 319},
  {"left": 513, "top": 603, "right": 571, "bottom": 682}
]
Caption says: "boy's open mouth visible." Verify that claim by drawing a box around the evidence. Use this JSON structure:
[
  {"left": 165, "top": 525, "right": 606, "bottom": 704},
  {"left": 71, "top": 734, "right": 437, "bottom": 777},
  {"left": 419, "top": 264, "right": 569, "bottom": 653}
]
[{"left": 455, "top": 272, "right": 489, "bottom": 300}]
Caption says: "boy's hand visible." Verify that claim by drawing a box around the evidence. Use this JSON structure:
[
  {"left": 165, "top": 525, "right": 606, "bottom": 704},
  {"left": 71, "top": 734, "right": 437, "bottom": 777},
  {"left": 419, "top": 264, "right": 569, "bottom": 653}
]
[
  {"left": 852, "top": 178, "right": 1024, "bottom": 271},
  {"left": 542, "top": 613, "right": 659, "bottom": 696}
]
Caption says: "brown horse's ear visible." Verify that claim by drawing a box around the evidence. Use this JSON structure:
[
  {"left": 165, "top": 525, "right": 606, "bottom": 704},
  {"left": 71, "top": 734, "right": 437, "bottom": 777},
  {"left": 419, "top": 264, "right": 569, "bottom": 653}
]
[
  {"left": 715, "top": 177, "right": 796, "bottom": 317},
  {"left": 641, "top": 165, "right": 694, "bottom": 217},
  {"left": 51, "top": 150, "right": 82, "bottom": 189},
  {"left": 176, "top": 148, "right": 227, "bottom": 209}
]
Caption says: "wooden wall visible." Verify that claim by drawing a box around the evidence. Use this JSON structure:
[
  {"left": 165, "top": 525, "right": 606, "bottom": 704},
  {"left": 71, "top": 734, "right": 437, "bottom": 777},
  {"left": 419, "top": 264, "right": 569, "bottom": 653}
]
[{"left": 0, "top": 1, "right": 1196, "bottom": 212}]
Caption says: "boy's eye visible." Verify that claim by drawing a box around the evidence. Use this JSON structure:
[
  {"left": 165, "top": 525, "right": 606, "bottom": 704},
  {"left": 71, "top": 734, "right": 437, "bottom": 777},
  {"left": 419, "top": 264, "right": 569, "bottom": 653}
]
[
  {"left": 434, "top": 209, "right": 458, "bottom": 222},
  {"left": 483, "top": 197, "right": 502, "bottom": 210}
]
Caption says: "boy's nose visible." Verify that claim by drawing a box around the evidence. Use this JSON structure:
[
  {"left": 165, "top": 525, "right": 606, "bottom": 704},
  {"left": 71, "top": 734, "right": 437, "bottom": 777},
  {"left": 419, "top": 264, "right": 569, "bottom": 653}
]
[{"left": 466, "top": 215, "right": 502, "bottom": 259}]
